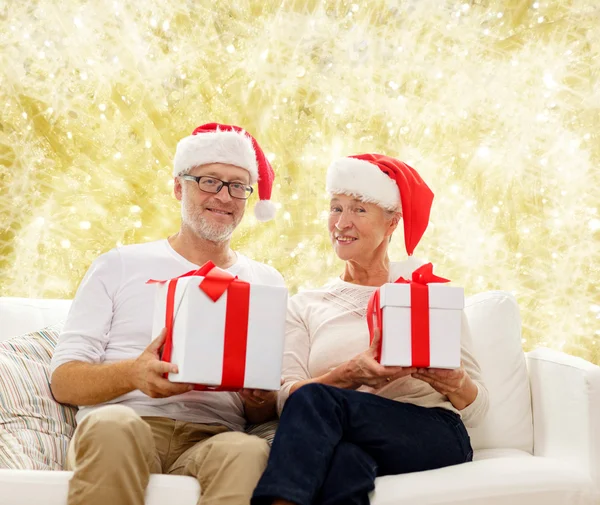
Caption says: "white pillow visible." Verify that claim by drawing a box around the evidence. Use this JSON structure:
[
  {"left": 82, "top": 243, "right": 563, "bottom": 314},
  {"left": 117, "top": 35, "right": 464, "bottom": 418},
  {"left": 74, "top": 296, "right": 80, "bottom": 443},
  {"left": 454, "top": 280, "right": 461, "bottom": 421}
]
[{"left": 464, "top": 291, "right": 533, "bottom": 453}]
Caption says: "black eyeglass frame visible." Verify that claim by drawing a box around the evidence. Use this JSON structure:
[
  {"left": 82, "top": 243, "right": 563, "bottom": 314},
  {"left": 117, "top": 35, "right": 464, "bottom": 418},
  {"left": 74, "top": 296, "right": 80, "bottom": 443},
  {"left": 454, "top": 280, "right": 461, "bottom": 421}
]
[{"left": 180, "top": 174, "right": 254, "bottom": 200}]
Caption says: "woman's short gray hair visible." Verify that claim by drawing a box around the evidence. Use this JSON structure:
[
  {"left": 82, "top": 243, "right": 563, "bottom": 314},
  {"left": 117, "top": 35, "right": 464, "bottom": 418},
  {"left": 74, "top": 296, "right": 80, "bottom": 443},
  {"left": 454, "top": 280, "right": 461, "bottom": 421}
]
[{"left": 384, "top": 208, "right": 402, "bottom": 242}]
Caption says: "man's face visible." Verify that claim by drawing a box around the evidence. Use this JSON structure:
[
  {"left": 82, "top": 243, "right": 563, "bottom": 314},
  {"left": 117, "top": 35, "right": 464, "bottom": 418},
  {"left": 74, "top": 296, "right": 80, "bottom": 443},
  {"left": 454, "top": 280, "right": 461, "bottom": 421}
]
[{"left": 174, "top": 163, "right": 250, "bottom": 242}]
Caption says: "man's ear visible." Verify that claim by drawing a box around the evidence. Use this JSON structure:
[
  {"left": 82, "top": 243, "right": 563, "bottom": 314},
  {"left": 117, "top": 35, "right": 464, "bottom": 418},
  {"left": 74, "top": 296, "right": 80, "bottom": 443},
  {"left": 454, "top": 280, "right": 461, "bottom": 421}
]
[{"left": 174, "top": 177, "right": 183, "bottom": 202}]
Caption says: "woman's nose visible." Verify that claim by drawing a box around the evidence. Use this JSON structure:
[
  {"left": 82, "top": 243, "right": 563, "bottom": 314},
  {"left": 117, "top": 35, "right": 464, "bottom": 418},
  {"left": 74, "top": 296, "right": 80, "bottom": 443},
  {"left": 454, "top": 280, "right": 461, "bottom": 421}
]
[{"left": 336, "top": 212, "right": 353, "bottom": 230}]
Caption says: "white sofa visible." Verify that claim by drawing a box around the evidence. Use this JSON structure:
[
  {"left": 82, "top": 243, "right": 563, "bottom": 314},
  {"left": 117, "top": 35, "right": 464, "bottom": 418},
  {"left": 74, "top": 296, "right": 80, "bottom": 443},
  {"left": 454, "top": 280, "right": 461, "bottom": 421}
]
[{"left": 0, "top": 293, "right": 599, "bottom": 505}]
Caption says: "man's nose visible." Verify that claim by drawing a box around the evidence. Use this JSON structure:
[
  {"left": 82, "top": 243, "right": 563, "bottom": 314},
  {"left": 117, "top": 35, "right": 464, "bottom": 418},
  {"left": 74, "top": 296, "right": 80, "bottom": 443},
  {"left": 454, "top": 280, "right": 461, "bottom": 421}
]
[{"left": 213, "top": 185, "right": 233, "bottom": 203}]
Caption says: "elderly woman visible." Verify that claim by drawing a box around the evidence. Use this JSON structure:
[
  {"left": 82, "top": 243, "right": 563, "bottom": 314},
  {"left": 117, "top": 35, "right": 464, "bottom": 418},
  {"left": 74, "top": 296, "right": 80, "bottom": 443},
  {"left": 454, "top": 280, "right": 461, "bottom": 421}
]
[{"left": 252, "top": 154, "right": 489, "bottom": 505}]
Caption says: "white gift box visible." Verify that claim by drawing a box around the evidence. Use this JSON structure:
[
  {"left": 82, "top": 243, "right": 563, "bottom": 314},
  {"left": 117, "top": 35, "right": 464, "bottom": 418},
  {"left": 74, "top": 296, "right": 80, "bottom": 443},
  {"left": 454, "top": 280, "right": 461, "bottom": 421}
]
[
  {"left": 378, "top": 283, "right": 464, "bottom": 369},
  {"left": 151, "top": 276, "right": 288, "bottom": 391}
]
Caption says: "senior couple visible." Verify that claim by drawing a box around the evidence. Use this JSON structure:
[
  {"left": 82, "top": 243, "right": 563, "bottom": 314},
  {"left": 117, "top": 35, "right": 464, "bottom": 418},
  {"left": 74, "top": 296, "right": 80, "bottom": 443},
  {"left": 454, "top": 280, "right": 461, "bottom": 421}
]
[{"left": 51, "top": 122, "right": 489, "bottom": 505}]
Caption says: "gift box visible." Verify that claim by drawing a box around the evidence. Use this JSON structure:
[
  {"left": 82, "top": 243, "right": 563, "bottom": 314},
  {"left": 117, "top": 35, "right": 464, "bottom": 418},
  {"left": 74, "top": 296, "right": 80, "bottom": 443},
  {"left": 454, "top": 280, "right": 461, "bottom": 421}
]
[
  {"left": 367, "top": 263, "right": 464, "bottom": 369},
  {"left": 149, "top": 262, "right": 288, "bottom": 391}
]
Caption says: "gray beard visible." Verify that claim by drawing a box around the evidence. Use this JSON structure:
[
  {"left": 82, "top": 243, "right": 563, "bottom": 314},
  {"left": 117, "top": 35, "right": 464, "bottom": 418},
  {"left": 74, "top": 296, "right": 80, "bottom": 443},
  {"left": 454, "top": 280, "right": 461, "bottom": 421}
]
[
  {"left": 194, "top": 216, "right": 235, "bottom": 242},
  {"left": 181, "top": 202, "right": 237, "bottom": 243}
]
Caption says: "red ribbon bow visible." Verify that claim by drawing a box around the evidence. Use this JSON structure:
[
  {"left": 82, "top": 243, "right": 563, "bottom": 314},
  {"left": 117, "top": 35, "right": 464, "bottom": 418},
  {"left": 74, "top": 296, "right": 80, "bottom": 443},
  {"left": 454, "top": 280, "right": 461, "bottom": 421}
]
[
  {"left": 366, "top": 263, "right": 450, "bottom": 367},
  {"left": 147, "top": 261, "right": 250, "bottom": 391}
]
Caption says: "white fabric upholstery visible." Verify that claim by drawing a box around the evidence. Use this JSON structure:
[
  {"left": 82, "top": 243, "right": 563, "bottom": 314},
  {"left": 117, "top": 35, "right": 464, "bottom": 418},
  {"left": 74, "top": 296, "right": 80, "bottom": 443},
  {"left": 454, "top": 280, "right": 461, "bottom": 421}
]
[
  {"left": 0, "top": 298, "right": 71, "bottom": 342},
  {"left": 0, "top": 470, "right": 199, "bottom": 505},
  {"left": 371, "top": 449, "right": 598, "bottom": 505},
  {"left": 1, "top": 294, "right": 599, "bottom": 505},
  {"left": 464, "top": 291, "right": 534, "bottom": 453},
  {"left": 527, "top": 347, "right": 600, "bottom": 489}
]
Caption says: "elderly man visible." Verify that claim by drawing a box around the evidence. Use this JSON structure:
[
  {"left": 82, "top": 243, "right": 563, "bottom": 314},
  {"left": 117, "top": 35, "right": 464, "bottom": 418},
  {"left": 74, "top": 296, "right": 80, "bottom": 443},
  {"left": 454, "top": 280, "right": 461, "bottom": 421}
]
[{"left": 51, "top": 123, "right": 283, "bottom": 505}]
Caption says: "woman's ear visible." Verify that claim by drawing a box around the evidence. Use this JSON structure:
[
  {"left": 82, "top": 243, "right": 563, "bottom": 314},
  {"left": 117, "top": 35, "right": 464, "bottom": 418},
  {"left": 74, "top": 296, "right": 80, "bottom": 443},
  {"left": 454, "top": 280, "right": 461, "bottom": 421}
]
[{"left": 388, "top": 212, "right": 402, "bottom": 235}]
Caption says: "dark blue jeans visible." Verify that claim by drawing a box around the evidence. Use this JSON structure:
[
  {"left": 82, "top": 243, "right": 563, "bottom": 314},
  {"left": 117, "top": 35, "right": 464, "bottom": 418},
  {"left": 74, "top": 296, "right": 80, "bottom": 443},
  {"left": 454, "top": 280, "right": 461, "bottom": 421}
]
[{"left": 252, "top": 383, "right": 473, "bottom": 505}]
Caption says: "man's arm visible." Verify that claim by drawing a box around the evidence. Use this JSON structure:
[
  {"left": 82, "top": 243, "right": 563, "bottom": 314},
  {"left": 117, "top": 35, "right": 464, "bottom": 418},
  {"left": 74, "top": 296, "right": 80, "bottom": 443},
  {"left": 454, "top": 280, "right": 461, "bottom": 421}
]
[
  {"left": 50, "top": 249, "right": 191, "bottom": 405},
  {"left": 51, "top": 360, "right": 136, "bottom": 406},
  {"left": 50, "top": 249, "right": 121, "bottom": 403},
  {"left": 51, "top": 329, "right": 193, "bottom": 406}
]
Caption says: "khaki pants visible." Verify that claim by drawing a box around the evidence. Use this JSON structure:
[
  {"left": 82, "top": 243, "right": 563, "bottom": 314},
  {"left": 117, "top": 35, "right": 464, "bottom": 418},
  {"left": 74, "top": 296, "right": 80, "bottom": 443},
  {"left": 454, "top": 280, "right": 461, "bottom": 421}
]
[{"left": 65, "top": 405, "right": 269, "bottom": 505}]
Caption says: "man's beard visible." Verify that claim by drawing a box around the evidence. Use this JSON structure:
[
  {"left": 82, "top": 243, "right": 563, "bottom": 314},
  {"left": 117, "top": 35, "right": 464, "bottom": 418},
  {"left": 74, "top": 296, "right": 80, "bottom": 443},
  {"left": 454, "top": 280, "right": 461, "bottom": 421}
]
[{"left": 181, "top": 198, "right": 241, "bottom": 243}]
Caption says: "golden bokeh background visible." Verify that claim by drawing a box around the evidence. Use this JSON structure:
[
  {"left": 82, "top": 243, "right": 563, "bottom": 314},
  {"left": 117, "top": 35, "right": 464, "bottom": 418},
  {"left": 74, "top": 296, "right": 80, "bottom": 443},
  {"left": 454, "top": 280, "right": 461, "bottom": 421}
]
[{"left": 1, "top": 1, "right": 598, "bottom": 363}]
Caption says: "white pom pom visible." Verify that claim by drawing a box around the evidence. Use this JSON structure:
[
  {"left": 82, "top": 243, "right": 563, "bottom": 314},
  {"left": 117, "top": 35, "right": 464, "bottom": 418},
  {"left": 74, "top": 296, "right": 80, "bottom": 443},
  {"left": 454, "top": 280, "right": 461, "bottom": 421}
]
[{"left": 254, "top": 200, "right": 276, "bottom": 222}]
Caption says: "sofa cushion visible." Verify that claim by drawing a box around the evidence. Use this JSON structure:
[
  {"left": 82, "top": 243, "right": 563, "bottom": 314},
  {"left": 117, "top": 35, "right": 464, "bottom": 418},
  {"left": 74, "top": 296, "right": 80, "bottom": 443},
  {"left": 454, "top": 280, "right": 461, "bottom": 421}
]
[
  {"left": 0, "top": 324, "right": 77, "bottom": 470},
  {"left": 0, "top": 298, "right": 72, "bottom": 343},
  {"left": 464, "top": 291, "right": 533, "bottom": 453},
  {"left": 370, "top": 449, "right": 597, "bottom": 505},
  {"left": 246, "top": 420, "right": 278, "bottom": 445},
  {"left": 0, "top": 470, "right": 200, "bottom": 505}
]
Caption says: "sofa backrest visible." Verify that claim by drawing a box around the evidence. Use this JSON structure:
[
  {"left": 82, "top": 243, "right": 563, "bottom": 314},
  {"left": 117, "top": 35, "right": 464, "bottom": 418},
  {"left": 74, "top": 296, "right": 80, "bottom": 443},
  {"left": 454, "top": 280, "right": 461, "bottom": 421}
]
[
  {"left": 464, "top": 291, "right": 533, "bottom": 453},
  {"left": 0, "top": 293, "right": 534, "bottom": 453},
  {"left": 0, "top": 297, "right": 72, "bottom": 342}
]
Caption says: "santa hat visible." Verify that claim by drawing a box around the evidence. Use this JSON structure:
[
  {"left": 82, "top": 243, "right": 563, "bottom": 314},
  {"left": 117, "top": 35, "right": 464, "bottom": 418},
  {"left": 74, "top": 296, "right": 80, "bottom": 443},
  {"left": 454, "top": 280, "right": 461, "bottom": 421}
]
[
  {"left": 173, "top": 122, "right": 276, "bottom": 222},
  {"left": 326, "top": 153, "right": 434, "bottom": 256}
]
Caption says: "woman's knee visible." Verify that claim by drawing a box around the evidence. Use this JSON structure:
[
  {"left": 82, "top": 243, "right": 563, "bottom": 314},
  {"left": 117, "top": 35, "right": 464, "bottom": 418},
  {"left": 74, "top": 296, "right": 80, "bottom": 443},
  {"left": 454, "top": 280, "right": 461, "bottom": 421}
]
[
  {"left": 281, "top": 383, "right": 346, "bottom": 421},
  {"left": 332, "top": 441, "right": 366, "bottom": 462},
  {"left": 287, "top": 382, "right": 337, "bottom": 408}
]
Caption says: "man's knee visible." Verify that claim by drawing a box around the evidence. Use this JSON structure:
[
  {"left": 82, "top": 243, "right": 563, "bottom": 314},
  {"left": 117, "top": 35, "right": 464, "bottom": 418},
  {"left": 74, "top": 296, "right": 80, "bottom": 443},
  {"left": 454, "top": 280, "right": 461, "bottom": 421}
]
[
  {"left": 210, "top": 432, "right": 269, "bottom": 461},
  {"left": 196, "top": 432, "right": 270, "bottom": 472},
  {"left": 67, "top": 406, "right": 156, "bottom": 504},
  {"left": 180, "top": 432, "right": 269, "bottom": 500},
  {"left": 74, "top": 405, "right": 152, "bottom": 450}
]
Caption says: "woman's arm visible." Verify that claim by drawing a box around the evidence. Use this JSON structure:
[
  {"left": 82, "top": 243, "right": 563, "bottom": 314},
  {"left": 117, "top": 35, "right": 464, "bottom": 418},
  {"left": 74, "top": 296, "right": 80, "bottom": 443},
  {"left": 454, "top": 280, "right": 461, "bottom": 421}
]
[
  {"left": 288, "top": 365, "right": 355, "bottom": 395},
  {"left": 288, "top": 331, "right": 415, "bottom": 395},
  {"left": 280, "top": 297, "right": 414, "bottom": 414},
  {"left": 453, "top": 313, "right": 489, "bottom": 426},
  {"left": 446, "top": 375, "right": 479, "bottom": 410},
  {"left": 277, "top": 297, "right": 315, "bottom": 414}
]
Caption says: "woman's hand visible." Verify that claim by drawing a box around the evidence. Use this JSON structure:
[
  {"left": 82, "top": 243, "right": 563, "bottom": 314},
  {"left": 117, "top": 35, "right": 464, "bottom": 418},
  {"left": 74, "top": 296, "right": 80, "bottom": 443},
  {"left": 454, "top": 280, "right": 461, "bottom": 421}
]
[
  {"left": 412, "top": 365, "right": 478, "bottom": 410},
  {"left": 411, "top": 367, "right": 467, "bottom": 395},
  {"left": 340, "top": 328, "right": 416, "bottom": 389}
]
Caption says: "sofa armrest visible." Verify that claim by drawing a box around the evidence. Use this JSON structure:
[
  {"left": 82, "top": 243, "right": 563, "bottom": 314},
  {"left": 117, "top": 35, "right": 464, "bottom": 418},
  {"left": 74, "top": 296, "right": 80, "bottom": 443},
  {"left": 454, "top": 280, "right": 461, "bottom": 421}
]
[{"left": 526, "top": 348, "right": 600, "bottom": 487}]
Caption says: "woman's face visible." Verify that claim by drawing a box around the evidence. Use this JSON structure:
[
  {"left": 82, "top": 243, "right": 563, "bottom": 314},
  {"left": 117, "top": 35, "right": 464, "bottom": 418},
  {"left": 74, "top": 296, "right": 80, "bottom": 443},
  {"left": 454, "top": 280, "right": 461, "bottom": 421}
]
[{"left": 328, "top": 194, "right": 400, "bottom": 262}]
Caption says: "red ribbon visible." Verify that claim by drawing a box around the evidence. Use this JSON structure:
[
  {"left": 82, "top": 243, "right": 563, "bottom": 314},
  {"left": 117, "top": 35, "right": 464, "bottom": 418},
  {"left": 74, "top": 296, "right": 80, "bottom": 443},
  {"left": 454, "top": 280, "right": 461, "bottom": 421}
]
[
  {"left": 147, "top": 261, "right": 250, "bottom": 391},
  {"left": 366, "top": 263, "right": 450, "bottom": 367}
]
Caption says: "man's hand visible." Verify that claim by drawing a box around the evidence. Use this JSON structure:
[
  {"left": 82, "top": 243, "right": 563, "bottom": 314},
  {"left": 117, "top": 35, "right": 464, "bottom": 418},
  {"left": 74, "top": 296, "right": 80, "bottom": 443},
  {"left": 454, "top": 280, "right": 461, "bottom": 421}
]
[
  {"left": 241, "top": 388, "right": 277, "bottom": 424},
  {"left": 240, "top": 388, "right": 276, "bottom": 407},
  {"left": 130, "top": 328, "right": 194, "bottom": 398}
]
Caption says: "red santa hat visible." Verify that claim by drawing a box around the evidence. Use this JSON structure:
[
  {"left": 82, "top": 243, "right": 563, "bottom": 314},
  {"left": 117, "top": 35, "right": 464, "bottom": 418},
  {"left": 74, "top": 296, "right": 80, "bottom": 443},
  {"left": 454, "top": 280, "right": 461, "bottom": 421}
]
[
  {"left": 326, "top": 153, "right": 434, "bottom": 256},
  {"left": 173, "top": 122, "right": 276, "bottom": 222}
]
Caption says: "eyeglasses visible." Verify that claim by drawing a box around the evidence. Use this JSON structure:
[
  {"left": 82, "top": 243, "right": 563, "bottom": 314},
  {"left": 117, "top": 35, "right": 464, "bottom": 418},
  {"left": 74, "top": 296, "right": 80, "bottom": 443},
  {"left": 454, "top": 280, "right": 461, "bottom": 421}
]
[{"left": 180, "top": 175, "right": 254, "bottom": 200}]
